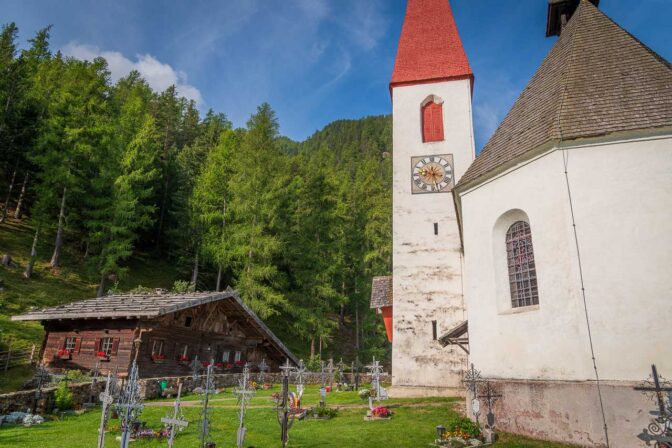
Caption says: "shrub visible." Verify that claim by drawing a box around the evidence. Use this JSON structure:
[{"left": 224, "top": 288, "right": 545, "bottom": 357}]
[
  {"left": 171, "top": 280, "right": 194, "bottom": 294},
  {"left": 305, "top": 356, "right": 321, "bottom": 372},
  {"left": 64, "top": 369, "right": 89, "bottom": 383},
  {"left": 313, "top": 405, "right": 338, "bottom": 418},
  {"left": 54, "top": 381, "right": 74, "bottom": 411}
]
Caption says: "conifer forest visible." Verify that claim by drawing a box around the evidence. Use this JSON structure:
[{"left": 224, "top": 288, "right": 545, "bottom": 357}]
[{"left": 0, "top": 24, "right": 392, "bottom": 360}]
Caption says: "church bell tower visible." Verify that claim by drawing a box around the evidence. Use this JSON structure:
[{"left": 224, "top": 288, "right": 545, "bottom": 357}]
[{"left": 389, "top": 0, "right": 475, "bottom": 396}]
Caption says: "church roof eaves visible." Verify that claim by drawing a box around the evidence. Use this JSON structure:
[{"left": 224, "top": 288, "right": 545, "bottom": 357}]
[{"left": 457, "top": 0, "right": 672, "bottom": 188}]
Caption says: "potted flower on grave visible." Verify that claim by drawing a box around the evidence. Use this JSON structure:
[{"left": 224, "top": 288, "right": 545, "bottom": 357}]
[
  {"left": 57, "top": 349, "right": 72, "bottom": 360},
  {"left": 371, "top": 406, "right": 392, "bottom": 419},
  {"left": 437, "top": 417, "right": 482, "bottom": 447},
  {"left": 177, "top": 355, "right": 190, "bottom": 365},
  {"left": 96, "top": 351, "right": 110, "bottom": 362},
  {"left": 151, "top": 353, "right": 166, "bottom": 364}
]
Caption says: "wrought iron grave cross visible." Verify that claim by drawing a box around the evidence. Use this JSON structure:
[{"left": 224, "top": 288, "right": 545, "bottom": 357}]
[
  {"left": 117, "top": 362, "right": 144, "bottom": 448},
  {"left": 234, "top": 363, "right": 256, "bottom": 448},
  {"left": 257, "top": 357, "right": 269, "bottom": 385},
  {"left": 191, "top": 355, "right": 201, "bottom": 383},
  {"left": 366, "top": 357, "right": 384, "bottom": 401},
  {"left": 97, "top": 373, "right": 114, "bottom": 448},
  {"left": 294, "top": 359, "right": 307, "bottom": 397},
  {"left": 478, "top": 380, "right": 502, "bottom": 430},
  {"left": 634, "top": 364, "right": 672, "bottom": 446},
  {"left": 463, "top": 363, "right": 483, "bottom": 425},
  {"left": 89, "top": 360, "right": 101, "bottom": 404},
  {"left": 32, "top": 363, "right": 51, "bottom": 414},
  {"left": 277, "top": 358, "right": 296, "bottom": 448},
  {"left": 198, "top": 363, "right": 217, "bottom": 448},
  {"left": 326, "top": 358, "right": 335, "bottom": 389},
  {"left": 161, "top": 383, "right": 188, "bottom": 448}
]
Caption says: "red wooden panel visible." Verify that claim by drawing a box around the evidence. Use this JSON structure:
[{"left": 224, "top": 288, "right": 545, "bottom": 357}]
[
  {"left": 111, "top": 338, "right": 120, "bottom": 355},
  {"left": 74, "top": 337, "right": 82, "bottom": 353},
  {"left": 422, "top": 101, "right": 444, "bottom": 142}
]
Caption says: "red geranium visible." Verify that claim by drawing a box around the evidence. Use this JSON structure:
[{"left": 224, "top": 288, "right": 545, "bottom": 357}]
[
  {"left": 96, "top": 351, "right": 107, "bottom": 358},
  {"left": 372, "top": 406, "right": 391, "bottom": 418},
  {"left": 225, "top": 363, "right": 234, "bottom": 369},
  {"left": 178, "top": 355, "right": 189, "bottom": 362},
  {"left": 202, "top": 361, "right": 211, "bottom": 367},
  {"left": 57, "top": 349, "right": 71, "bottom": 357},
  {"left": 215, "top": 362, "right": 223, "bottom": 368},
  {"left": 151, "top": 354, "right": 165, "bottom": 360},
  {"left": 234, "top": 360, "right": 245, "bottom": 366}
]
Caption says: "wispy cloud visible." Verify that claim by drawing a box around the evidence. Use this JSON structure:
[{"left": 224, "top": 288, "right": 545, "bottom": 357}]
[{"left": 62, "top": 42, "right": 203, "bottom": 105}]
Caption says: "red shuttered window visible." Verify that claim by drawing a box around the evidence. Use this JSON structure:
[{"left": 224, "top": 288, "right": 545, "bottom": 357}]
[{"left": 422, "top": 101, "right": 444, "bottom": 143}]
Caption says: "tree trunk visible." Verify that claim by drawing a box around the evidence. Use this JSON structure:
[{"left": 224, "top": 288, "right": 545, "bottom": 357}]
[
  {"left": 13, "top": 173, "right": 28, "bottom": 219},
  {"left": 155, "top": 177, "right": 169, "bottom": 248},
  {"left": 216, "top": 265, "right": 223, "bottom": 292},
  {"left": 310, "top": 337, "right": 315, "bottom": 358},
  {"left": 339, "top": 303, "right": 345, "bottom": 328},
  {"left": 319, "top": 336, "right": 323, "bottom": 359},
  {"left": 96, "top": 272, "right": 107, "bottom": 298},
  {"left": 50, "top": 186, "right": 67, "bottom": 268},
  {"left": 0, "top": 167, "right": 17, "bottom": 223},
  {"left": 24, "top": 225, "right": 40, "bottom": 279},
  {"left": 191, "top": 248, "right": 199, "bottom": 289},
  {"left": 355, "top": 304, "right": 360, "bottom": 352}
]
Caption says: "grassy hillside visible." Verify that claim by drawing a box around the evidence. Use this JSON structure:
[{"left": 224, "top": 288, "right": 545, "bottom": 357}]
[{"left": 0, "top": 217, "right": 178, "bottom": 350}]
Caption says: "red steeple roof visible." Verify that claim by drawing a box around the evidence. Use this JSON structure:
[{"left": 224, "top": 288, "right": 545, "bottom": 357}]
[{"left": 391, "top": 0, "right": 473, "bottom": 89}]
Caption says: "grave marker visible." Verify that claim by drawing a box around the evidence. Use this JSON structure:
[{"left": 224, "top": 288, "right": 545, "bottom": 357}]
[
  {"left": 277, "top": 359, "right": 296, "bottom": 448},
  {"left": 234, "top": 363, "right": 255, "bottom": 448},
  {"left": 161, "top": 383, "right": 188, "bottom": 448},
  {"left": 634, "top": 364, "right": 672, "bottom": 445},
  {"left": 97, "top": 373, "right": 113, "bottom": 448},
  {"left": 117, "top": 361, "right": 144, "bottom": 448},
  {"left": 198, "top": 363, "right": 217, "bottom": 448}
]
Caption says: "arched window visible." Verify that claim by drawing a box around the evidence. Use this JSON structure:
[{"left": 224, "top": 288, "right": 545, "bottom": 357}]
[
  {"left": 505, "top": 221, "right": 539, "bottom": 308},
  {"left": 421, "top": 97, "right": 444, "bottom": 142}
]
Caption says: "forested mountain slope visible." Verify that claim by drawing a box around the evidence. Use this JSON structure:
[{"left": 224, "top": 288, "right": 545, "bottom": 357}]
[{"left": 0, "top": 23, "right": 392, "bottom": 362}]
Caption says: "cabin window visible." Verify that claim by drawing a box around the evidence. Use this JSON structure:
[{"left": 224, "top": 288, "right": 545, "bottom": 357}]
[
  {"left": 234, "top": 351, "right": 242, "bottom": 362},
  {"left": 64, "top": 337, "right": 77, "bottom": 351},
  {"left": 151, "top": 339, "right": 165, "bottom": 356},
  {"left": 222, "top": 350, "right": 230, "bottom": 363},
  {"left": 185, "top": 316, "right": 193, "bottom": 328},
  {"left": 506, "top": 221, "right": 539, "bottom": 308},
  {"left": 101, "top": 337, "right": 114, "bottom": 356},
  {"left": 421, "top": 97, "right": 444, "bottom": 143}
]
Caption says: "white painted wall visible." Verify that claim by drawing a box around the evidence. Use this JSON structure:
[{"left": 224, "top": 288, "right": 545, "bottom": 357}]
[
  {"left": 391, "top": 78, "right": 475, "bottom": 392},
  {"left": 459, "top": 134, "right": 672, "bottom": 382}
]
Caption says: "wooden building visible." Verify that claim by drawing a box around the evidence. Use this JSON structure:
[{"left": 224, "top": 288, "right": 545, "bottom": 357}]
[{"left": 12, "top": 290, "right": 298, "bottom": 377}]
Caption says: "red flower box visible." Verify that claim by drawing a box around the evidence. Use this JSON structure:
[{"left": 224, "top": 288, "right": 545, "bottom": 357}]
[
  {"left": 202, "top": 361, "right": 211, "bottom": 368},
  {"left": 215, "top": 362, "right": 223, "bottom": 368},
  {"left": 234, "top": 360, "right": 245, "bottom": 366},
  {"left": 96, "top": 351, "right": 110, "bottom": 361},
  {"left": 151, "top": 354, "right": 166, "bottom": 363},
  {"left": 57, "top": 349, "right": 72, "bottom": 359},
  {"left": 178, "top": 355, "right": 190, "bottom": 362}
]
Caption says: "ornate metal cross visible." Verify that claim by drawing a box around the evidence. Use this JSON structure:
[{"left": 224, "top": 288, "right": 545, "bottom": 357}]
[
  {"left": 634, "top": 364, "right": 672, "bottom": 446},
  {"left": 319, "top": 360, "right": 326, "bottom": 388},
  {"left": 366, "top": 357, "right": 384, "bottom": 401},
  {"left": 97, "top": 373, "right": 114, "bottom": 448},
  {"left": 198, "top": 363, "right": 217, "bottom": 448},
  {"left": 478, "top": 380, "right": 502, "bottom": 430},
  {"left": 337, "top": 358, "right": 345, "bottom": 386},
  {"left": 463, "top": 363, "right": 483, "bottom": 425},
  {"left": 257, "top": 357, "right": 269, "bottom": 385},
  {"left": 326, "top": 358, "right": 335, "bottom": 389},
  {"left": 277, "top": 358, "right": 296, "bottom": 448},
  {"left": 191, "top": 355, "right": 201, "bottom": 383},
  {"left": 234, "top": 363, "right": 255, "bottom": 448},
  {"left": 294, "top": 359, "right": 307, "bottom": 397},
  {"left": 89, "top": 360, "right": 101, "bottom": 404},
  {"left": 352, "top": 360, "right": 361, "bottom": 391},
  {"left": 161, "top": 383, "right": 188, "bottom": 448},
  {"left": 117, "top": 361, "right": 144, "bottom": 448},
  {"left": 32, "top": 363, "right": 51, "bottom": 413}
]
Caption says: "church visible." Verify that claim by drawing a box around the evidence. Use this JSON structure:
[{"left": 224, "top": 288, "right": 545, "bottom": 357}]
[{"left": 371, "top": 0, "right": 672, "bottom": 446}]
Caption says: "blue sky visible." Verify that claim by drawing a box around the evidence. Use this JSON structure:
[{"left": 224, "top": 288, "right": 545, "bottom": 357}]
[{"left": 4, "top": 0, "right": 672, "bottom": 151}]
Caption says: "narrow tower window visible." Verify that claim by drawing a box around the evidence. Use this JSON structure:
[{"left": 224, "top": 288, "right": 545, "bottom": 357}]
[
  {"left": 422, "top": 99, "right": 444, "bottom": 143},
  {"left": 432, "top": 320, "right": 438, "bottom": 340},
  {"left": 506, "top": 221, "right": 539, "bottom": 308},
  {"left": 434, "top": 223, "right": 439, "bottom": 235}
]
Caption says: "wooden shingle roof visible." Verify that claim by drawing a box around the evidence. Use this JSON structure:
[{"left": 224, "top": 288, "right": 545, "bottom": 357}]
[
  {"left": 370, "top": 276, "right": 393, "bottom": 309},
  {"left": 458, "top": 0, "right": 672, "bottom": 188},
  {"left": 12, "top": 290, "right": 299, "bottom": 365}
]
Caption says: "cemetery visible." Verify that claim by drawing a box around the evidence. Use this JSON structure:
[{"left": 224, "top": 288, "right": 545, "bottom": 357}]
[{"left": 0, "top": 358, "right": 588, "bottom": 447}]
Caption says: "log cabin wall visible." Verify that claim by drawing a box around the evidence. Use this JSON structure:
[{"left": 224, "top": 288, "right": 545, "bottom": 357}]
[
  {"left": 135, "top": 302, "right": 284, "bottom": 378},
  {"left": 42, "top": 320, "right": 138, "bottom": 376}
]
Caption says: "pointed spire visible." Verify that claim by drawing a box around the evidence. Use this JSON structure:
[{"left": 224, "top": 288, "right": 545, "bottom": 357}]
[{"left": 391, "top": 0, "right": 473, "bottom": 90}]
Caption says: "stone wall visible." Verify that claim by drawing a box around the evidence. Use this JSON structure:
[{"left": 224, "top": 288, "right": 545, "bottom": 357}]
[
  {"left": 140, "top": 372, "right": 390, "bottom": 399},
  {"left": 0, "top": 373, "right": 391, "bottom": 412},
  {"left": 0, "top": 381, "right": 107, "bottom": 415}
]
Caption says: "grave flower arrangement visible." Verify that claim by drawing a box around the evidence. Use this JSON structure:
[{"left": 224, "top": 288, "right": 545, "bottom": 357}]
[{"left": 372, "top": 406, "right": 392, "bottom": 418}]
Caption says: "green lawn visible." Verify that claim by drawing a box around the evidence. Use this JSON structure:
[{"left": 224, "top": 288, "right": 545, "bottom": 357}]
[{"left": 0, "top": 385, "right": 576, "bottom": 448}]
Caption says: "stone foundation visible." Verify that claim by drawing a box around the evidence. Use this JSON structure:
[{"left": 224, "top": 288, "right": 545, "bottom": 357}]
[
  {"left": 468, "top": 378, "right": 654, "bottom": 448},
  {"left": 0, "top": 381, "right": 107, "bottom": 415}
]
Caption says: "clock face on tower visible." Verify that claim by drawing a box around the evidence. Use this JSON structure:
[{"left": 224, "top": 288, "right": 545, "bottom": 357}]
[{"left": 411, "top": 154, "right": 454, "bottom": 194}]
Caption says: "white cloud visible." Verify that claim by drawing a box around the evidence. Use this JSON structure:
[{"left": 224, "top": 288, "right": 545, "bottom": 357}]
[{"left": 62, "top": 42, "right": 203, "bottom": 105}]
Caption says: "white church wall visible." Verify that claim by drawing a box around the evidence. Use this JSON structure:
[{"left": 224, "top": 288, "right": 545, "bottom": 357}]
[
  {"left": 460, "top": 134, "right": 672, "bottom": 383},
  {"left": 391, "top": 78, "right": 474, "bottom": 393}
]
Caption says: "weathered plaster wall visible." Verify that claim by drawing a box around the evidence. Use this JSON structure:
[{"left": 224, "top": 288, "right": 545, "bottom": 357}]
[
  {"left": 460, "top": 134, "right": 672, "bottom": 382},
  {"left": 459, "top": 134, "right": 672, "bottom": 445},
  {"left": 391, "top": 78, "right": 475, "bottom": 393},
  {"left": 466, "top": 379, "right": 654, "bottom": 448}
]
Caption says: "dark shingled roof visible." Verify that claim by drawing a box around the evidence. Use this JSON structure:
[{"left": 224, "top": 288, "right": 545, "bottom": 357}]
[
  {"left": 12, "top": 290, "right": 299, "bottom": 365},
  {"left": 458, "top": 0, "right": 672, "bottom": 188},
  {"left": 370, "top": 276, "right": 393, "bottom": 309}
]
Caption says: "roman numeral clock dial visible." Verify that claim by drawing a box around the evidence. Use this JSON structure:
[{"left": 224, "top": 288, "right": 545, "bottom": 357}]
[{"left": 411, "top": 154, "right": 454, "bottom": 194}]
